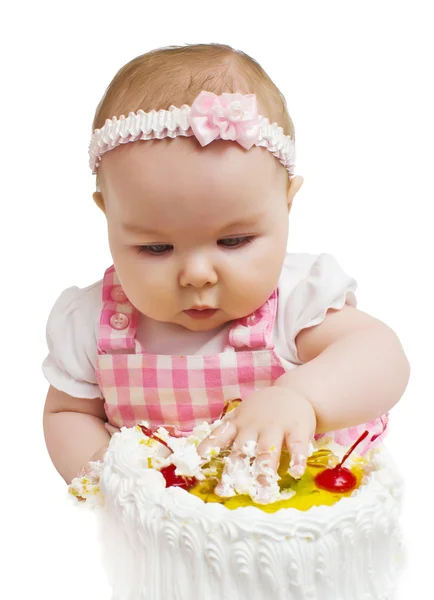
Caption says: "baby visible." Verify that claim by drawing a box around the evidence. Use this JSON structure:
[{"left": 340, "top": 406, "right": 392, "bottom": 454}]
[{"left": 42, "top": 43, "right": 410, "bottom": 497}]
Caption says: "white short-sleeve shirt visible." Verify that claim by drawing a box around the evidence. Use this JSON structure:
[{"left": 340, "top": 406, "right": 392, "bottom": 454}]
[{"left": 42, "top": 252, "right": 357, "bottom": 399}]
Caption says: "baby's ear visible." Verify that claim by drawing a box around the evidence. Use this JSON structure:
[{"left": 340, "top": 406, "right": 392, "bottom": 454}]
[
  {"left": 287, "top": 175, "right": 304, "bottom": 211},
  {"left": 93, "top": 191, "right": 106, "bottom": 213}
]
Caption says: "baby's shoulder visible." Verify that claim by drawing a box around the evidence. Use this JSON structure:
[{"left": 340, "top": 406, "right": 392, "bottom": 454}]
[
  {"left": 43, "top": 279, "right": 104, "bottom": 397},
  {"left": 46, "top": 278, "right": 103, "bottom": 333},
  {"left": 278, "top": 251, "right": 354, "bottom": 300},
  {"left": 279, "top": 251, "right": 324, "bottom": 285}
]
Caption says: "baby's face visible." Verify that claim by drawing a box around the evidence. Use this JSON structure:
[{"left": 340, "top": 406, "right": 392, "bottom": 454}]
[{"left": 97, "top": 138, "right": 291, "bottom": 331}]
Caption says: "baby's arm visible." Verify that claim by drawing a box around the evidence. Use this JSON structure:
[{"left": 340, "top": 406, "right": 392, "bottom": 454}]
[
  {"left": 43, "top": 386, "right": 110, "bottom": 485},
  {"left": 277, "top": 304, "right": 410, "bottom": 432}
]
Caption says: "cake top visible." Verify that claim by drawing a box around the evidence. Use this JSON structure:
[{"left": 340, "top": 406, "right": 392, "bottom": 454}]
[{"left": 68, "top": 419, "right": 376, "bottom": 511}]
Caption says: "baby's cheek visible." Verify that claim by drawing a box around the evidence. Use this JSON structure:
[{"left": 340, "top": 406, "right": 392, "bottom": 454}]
[
  {"left": 139, "top": 273, "right": 178, "bottom": 314},
  {"left": 230, "top": 255, "right": 272, "bottom": 292}
]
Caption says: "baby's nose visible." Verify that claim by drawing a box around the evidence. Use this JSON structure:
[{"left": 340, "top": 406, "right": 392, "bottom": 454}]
[{"left": 179, "top": 257, "right": 218, "bottom": 288}]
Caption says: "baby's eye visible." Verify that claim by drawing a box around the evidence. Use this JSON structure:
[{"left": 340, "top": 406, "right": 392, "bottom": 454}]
[
  {"left": 218, "top": 236, "right": 254, "bottom": 248},
  {"left": 137, "top": 244, "right": 173, "bottom": 255}
]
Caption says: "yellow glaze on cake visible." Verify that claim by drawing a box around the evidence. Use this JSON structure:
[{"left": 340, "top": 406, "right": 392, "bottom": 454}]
[{"left": 189, "top": 448, "right": 367, "bottom": 513}]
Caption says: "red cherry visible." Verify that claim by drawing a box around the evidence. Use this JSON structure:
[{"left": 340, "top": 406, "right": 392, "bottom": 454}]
[
  {"left": 314, "top": 429, "right": 369, "bottom": 494},
  {"left": 160, "top": 464, "right": 197, "bottom": 490},
  {"left": 315, "top": 465, "right": 357, "bottom": 493}
]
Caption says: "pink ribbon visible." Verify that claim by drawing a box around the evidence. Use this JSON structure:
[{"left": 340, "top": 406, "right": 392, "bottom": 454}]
[{"left": 189, "top": 91, "right": 261, "bottom": 150}]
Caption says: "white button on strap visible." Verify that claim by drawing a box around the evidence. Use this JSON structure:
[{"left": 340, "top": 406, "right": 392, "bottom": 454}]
[
  {"left": 109, "top": 312, "right": 129, "bottom": 330},
  {"left": 110, "top": 286, "right": 128, "bottom": 303},
  {"left": 246, "top": 312, "right": 259, "bottom": 325}
]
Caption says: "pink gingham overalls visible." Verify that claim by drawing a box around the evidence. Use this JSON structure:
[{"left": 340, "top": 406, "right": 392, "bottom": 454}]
[{"left": 95, "top": 265, "right": 389, "bottom": 454}]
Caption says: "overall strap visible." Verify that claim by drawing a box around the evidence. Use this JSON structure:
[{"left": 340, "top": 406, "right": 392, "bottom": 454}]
[
  {"left": 97, "top": 265, "right": 138, "bottom": 354},
  {"left": 226, "top": 288, "right": 279, "bottom": 351}
]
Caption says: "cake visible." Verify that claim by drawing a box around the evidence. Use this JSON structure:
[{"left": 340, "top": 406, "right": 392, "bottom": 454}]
[{"left": 69, "top": 420, "right": 407, "bottom": 600}]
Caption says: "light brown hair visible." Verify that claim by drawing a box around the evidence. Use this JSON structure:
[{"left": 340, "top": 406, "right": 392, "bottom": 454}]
[{"left": 92, "top": 43, "right": 295, "bottom": 190}]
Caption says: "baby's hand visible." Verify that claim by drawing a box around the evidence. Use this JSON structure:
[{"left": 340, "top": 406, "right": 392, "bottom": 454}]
[
  {"left": 75, "top": 423, "right": 119, "bottom": 480},
  {"left": 105, "top": 423, "right": 121, "bottom": 436},
  {"left": 197, "top": 387, "right": 317, "bottom": 484}
]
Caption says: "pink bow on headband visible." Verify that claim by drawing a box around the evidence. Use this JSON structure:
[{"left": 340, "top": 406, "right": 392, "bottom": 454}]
[{"left": 189, "top": 91, "right": 261, "bottom": 150}]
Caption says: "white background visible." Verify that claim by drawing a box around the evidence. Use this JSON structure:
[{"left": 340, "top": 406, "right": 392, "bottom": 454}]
[{"left": 1, "top": 1, "right": 432, "bottom": 598}]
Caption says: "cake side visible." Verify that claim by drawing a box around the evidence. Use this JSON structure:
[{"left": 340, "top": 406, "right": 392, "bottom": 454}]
[{"left": 96, "top": 431, "right": 406, "bottom": 600}]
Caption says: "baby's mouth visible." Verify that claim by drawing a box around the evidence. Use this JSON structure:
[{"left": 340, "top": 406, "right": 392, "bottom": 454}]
[{"left": 184, "top": 308, "right": 218, "bottom": 319}]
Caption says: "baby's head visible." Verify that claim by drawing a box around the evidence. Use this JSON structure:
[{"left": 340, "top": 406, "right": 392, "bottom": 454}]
[{"left": 91, "top": 43, "right": 303, "bottom": 331}]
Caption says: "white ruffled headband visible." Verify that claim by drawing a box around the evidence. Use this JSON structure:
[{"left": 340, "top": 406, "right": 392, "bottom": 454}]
[{"left": 89, "top": 91, "right": 296, "bottom": 179}]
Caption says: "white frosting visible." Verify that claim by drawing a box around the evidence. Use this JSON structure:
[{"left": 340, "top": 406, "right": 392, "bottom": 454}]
[
  {"left": 69, "top": 421, "right": 316, "bottom": 505},
  {"left": 213, "top": 438, "right": 315, "bottom": 503},
  {"left": 69, "top": 423, "right": 407, "bottom": 599}
]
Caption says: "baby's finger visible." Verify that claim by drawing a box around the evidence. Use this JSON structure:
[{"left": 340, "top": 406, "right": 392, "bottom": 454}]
[
  {"left": 197, "top": 419, "right": 237, "bottom": 458},
  {"left": 230, "top": 428, "right": 259, "bottom": 458},
  {"left": 285, "top": 432, "right": 310, "bottom": 479},
  {"left": 255, "top": 430, "right": 283, "bottom": 484},
  {"left": 214, "top": 429, "right": 258, "bottom": 498},
  {"left": 226, "top": 428, "right": 259, "bottom": 474}
]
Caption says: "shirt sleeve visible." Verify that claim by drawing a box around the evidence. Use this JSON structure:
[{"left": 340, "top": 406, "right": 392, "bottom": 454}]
[
  {"left": 42, "top": 284, "right": 104, "bottom": 399},
  {"left": 282, "top": 253, "right": 358, "bottom": 365}
]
